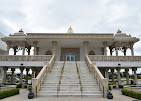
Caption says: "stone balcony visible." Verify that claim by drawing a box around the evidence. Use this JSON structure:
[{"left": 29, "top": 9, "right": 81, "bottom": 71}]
[
  {"left": 0, "top": 55, "right": 52, "bottom": 61},
  {"left": 88, "top": 55, "right": 141, "bottom": 68},
  {"left": 88, "top": 55, "right": 141, "bottom": 61}
]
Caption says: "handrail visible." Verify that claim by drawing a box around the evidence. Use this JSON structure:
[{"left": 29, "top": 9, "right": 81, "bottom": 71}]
[
  {"left": 75, "top": 60, "right": 83, "bottom": 97},
  {"left": 85, "top": 55, "right": 108, "bottom": 98},
  {"left": 57, "top": 59, "right": 65, "bottom": 97},
  {"left": 32, "top": 55, "right": 56, "bottom": 97}
]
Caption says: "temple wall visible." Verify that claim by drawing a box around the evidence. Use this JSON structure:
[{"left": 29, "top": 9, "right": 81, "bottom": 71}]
[{"left": 38, "top": 46, "right": 103, "bottom": 61}]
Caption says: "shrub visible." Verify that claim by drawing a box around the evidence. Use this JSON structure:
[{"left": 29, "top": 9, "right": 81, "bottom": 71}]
[
  {"left": 4, "top": 83, "right": 16, "bottom": 85},
  {"left": 121, "top": 89, "right": 141, "bottom": 100},
  {"left": 119, "top": 85, "right": 123, "bottom": 88},
  {"left": 16, "top": 83, "right": 22, "bottom": 88},
  {"left": 0, "top": 88, "right": 19, "bottom": 99}
]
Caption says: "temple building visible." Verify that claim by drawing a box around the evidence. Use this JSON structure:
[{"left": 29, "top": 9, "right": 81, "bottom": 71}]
[{"left": 0, "top": 27, "right": 140, "bottom": 98}]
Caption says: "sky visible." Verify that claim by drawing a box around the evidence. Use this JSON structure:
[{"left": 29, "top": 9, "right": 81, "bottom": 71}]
[{"left": 0, "top": 0, "right": 141, "bottom": 74}]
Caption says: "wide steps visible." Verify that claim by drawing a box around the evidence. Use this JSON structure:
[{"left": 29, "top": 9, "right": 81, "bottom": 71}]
[{"left": 37, "top": 61, "right": 102, "bottom": 98}]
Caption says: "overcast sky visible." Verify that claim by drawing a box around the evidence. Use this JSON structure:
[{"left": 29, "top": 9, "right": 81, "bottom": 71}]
[{"left": 0, "top": 0, "right": 141, "bottom": 73}]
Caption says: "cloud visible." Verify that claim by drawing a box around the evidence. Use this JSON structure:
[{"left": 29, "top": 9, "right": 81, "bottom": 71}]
[{"left": 0, "top": 0, "right": 141, "bottom": 54}]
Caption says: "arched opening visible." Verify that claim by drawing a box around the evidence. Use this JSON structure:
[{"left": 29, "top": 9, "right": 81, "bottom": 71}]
[
  {"left": 88, "top": 50, "right": 95, "bottom": 55},
  {"left": 45, "top": 50, "right": 52, "bottom": 55}
]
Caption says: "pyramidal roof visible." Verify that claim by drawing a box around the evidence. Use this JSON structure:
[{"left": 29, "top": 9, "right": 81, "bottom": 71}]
[{"left": 67, "top": 26, "right": 74, "bottom": 33}]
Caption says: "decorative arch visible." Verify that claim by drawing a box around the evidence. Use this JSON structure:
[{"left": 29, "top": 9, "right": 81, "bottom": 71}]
[
  {"left": 88, "top": 50, "right": 95, "bottom": 55},
  {"left": 45, "top": 50, "right": 52, "bottom": 55}
]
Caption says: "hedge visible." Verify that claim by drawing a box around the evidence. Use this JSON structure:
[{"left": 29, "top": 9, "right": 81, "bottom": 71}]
[
  {"left": 0, "top": 88, "right": 19, "bottom": 99},
  {"left": 121, "top": 89, "right": 141, "bottom": 100},
  {"left": 119, "top": 85, "right": 123, "bottom": 88},
  {"left": 16, "top": 83, "right": 22, "bottom": 88}
]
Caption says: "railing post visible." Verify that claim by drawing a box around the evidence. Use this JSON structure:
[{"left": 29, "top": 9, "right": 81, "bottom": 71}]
[
  {"left": 102, "top": 78, "right": 108, "bottom": 98},
  {"left": 32, "top": 78, "right": 38, "bottom": 97}
]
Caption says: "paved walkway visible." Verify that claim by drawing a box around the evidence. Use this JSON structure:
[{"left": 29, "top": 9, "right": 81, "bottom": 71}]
[{"left": 1, "top": 89, "right": 139, "bottom": 101}]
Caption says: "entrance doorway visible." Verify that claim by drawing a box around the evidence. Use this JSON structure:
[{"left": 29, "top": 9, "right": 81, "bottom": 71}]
[
  {"left": 64, "top": 53, "right": 77, "bottom": 61},
  {"left": 61, "top": 48, "right": 80, "bottom": 61}
]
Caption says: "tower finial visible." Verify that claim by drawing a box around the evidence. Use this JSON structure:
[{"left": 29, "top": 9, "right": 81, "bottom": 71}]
[
  {"left": 117, "top": 28, "right": 121, "bottom": 33},
  {"left": 19, "top": 28, "right": 23, "bottom": 32},
  {"left": 67, "top": 26, "right": 74, "bottom": 33}
]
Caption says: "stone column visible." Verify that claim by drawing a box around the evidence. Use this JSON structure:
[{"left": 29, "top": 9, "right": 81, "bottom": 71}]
[
  {"left": 133, "top": 68, "right": 138, "bottom": 84},
  {"left": 13, "top": 46, "right": 17, "bottom": 55},
  {"left": 33, "top": 41, "right": 38, "bottom": 55},
  {"left": 11, "top": 68, "right": 15, "bottom": 83},
  {"left": 3, "top": 67, "right": 8, "bottom": 83},
  {"left": 103, "top": 41, "right": 107, "bottom": 55},
  {"left": 130, "top": 42, "right": 134, "bottom": 56},
  {"left": 83, "top": 41, "right": 89, "bottom": 56},
  {"left": 20, "top": 67, "right": 24, "bottom": 83},
  {"left": 52, "top": 41, "right": 57, "bottom": 56},
  {"left": 111, "top": 69, "right": 115, "bottom": 84},
  {"left": 27, "top": 46, "right": 31, "bottom": 55},
  {"left": 114, "top": 42, "right": 118, "bottom": 56},
  {"left": 109, "top": 46, "right": 113, "bottom": 56},
  {"left": 123, "top": 47, "right": 127, "bottom": 56},
  {"left": 6, "top": 41, "right": 10, "bottom": 55},
  {"left": 36, "top": 47, "right": 39, "bottom": 55},
  {"left": 31, "top": 67, "right": 35, "bottom": 78},
  {"left": 105, "top": 68, "right": 109, "bottom": 79},
  {"left": 25, "top": 68, "right": 30, "bottom": 84},
  {"left": 22, "top": 41, "right": 26, "bottom": 55},
  {"left": 116, "top": 68, "right": 121, "bottom": 84},
  {"left": 125, "top": 69, "right": 129, "bottom": 84}
]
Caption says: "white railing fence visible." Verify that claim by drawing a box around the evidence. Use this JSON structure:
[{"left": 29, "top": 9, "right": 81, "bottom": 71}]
[
  {"left": 32, "top": 55, "right": 56, "bottom": 97},
  {"left": 0, "top": 55, "right": 52, "bottom": 61},
  {"left": 85, "top": 55, "right": 108, "bottom": 98},
  {"left": 89, "top": 55, "right": 141, "bottom": 61}
]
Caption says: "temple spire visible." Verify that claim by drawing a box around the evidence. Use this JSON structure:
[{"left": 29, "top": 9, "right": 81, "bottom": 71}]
[{"left": 67, "top": 26, "right": 74, "bottom": 33}]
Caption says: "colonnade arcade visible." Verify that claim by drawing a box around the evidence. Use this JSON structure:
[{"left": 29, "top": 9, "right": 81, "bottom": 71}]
[
  {"left": 99, "top": 67, "right": 138, "bottom": 85},
  {"left": 3, "top": 67, "right": 41, "bottom": 84},
  {"left": 6, "top": 40, "right": 135, "bottom": 56},
  {"left": 4, "top": 40, "right": 136, "bottom": 85}
]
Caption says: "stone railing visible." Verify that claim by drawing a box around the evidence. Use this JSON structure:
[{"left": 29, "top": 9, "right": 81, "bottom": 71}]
[
  {"left": 85, "top": 55, "right": 108, "bottom": 98},
  {"left": 32, "top": 55, "right": 56, "bottom": 97},
  {"left": 89, "top": 55, "right": 141, "bottom": 61},
  {"left": 0, "top": 55, "right": 52, "bottom": 61}
]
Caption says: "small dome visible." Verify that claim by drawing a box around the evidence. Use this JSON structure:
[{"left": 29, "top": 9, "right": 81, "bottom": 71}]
[{"left": 67, "top": 26, "right": 74, "bottom": 33}]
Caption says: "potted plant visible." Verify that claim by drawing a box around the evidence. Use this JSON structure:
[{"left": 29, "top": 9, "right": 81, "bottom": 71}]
[
  {"left": 28, "top": 85, "right": 34, "bottom": 99},
  {"left": 107, "top": 86, "right": 113, "bottom": 99}
]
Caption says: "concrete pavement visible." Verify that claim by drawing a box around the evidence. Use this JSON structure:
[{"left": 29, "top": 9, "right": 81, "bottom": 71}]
[{"left": 0, "top": 89, "right": 139, "bottom": 101}]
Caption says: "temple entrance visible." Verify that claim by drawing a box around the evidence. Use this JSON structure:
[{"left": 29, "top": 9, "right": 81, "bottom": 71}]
[
  {"left": 64, "top": 53, "right": 77, "bottom": 61},
  {"left": 61, "top": 48, "right": 80, "bottom": 61}
]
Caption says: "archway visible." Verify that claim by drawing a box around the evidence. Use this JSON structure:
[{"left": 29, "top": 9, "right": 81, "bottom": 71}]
[
  {"left": 88, "top": 50, "right": 95, "bottom": 55},
  {"left": 45, "top": 50, "right": 52, "bottom": 55}
]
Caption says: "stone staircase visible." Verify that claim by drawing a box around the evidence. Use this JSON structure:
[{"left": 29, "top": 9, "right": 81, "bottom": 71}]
[{"left": 37, "top": 61, "right": 103, "bottom": 97}]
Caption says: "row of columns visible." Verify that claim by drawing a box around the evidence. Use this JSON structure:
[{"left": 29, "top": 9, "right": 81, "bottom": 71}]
[
  {"left": 6, "top": 41, "right": 57, "bottom": 56},
  {"left": 102, "top": 68, "right": 138, "bottom": 85},
  {"left": 3, "top": 67, "right": 40, "bottom": 84},
  {"left": 84, "top": 41, "right": 135, "bottom": 56},
  {"left": 110, "top": 42, "right": 134, "bottom": 56}
]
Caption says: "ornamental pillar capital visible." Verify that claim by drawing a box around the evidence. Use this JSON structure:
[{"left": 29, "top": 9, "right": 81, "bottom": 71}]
[
  {"left": 33, "top": 41, "right": 38, "bottom": 46},
  {"left": 22, "top": 41, "right": 27, "bottom": 46},
  {"left": 83, "top": 41, "right": 89, "bottom": 46},
  {"left": 52, "top": 41, "right": 57, "bottom": 46},
  {"left": 129, "top": 42, "right": 134, "bottom": 46},
  {"left": 103, "top": 41, "right": 107, "bottom": 47}
]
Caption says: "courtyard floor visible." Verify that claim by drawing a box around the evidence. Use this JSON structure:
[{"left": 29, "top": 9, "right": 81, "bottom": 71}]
[{"left": 0, "top": 89, "right": 139, "bottom": 101}]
